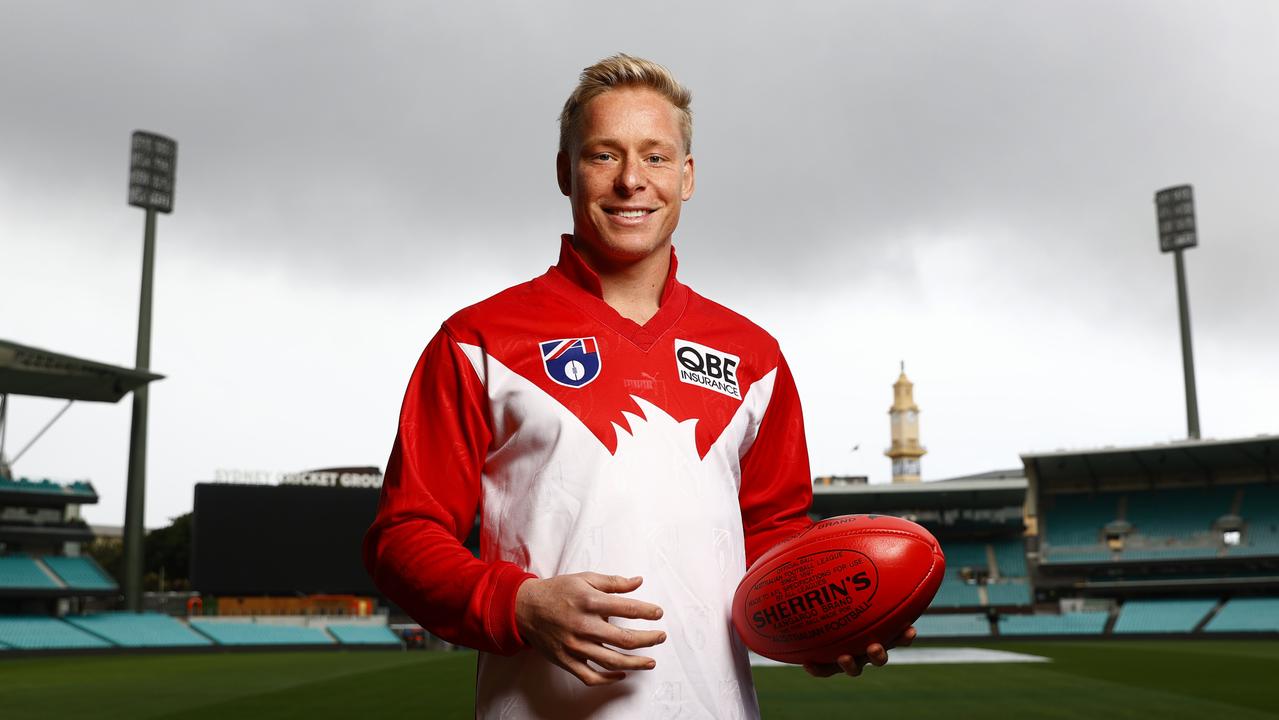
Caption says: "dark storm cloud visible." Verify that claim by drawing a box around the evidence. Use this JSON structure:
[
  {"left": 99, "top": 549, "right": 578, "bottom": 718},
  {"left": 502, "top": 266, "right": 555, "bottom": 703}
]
[{"left": 2, "top": 1, "right": 1276, "bottom": 525}]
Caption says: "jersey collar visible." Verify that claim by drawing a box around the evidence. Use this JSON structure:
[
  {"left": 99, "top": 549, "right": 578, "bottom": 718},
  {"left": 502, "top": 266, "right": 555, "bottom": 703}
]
[{"left": 544, "top": 234, "right": 689, "bottom": 352}]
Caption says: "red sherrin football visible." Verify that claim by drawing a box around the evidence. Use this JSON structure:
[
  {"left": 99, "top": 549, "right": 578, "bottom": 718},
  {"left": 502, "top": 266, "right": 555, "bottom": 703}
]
[{"left": 731, "top": 514, "right": 946, "bottom": 664}]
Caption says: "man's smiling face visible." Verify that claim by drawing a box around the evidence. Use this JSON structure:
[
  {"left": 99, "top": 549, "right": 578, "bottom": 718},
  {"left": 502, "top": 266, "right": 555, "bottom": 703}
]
[{"left": 558, "top": 86, "right": 695, "bottom": 267}]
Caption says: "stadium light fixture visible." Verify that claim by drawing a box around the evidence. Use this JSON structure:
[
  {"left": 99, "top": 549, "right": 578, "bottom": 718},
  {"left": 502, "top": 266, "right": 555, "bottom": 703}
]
[
  {"left": 123, "top": 131, "right": 177, "bottom": 612},
  {"left": 1153, "top": 184, "right": 1200, "bottom": 440}
]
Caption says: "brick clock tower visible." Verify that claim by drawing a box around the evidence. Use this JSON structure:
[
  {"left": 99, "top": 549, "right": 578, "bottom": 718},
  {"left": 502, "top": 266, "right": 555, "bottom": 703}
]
[{"left": 886, "top": 362, "right": 926, "bottom": 483}]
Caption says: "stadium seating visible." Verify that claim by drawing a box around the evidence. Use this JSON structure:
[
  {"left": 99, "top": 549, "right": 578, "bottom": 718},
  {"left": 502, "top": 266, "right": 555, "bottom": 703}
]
[
  {"left": 1229, "top": 485, "right": 1279, "bottom": 557},
  {"left": 940, "top": 541, "right": 989, "bottom": 574},
  {"left": 992, "top": 539, "right": 1027, "bottom": 577},
  {"left": 1043, "top": 493, "right": 1117, "bottom": 547},
  {"left": 65, "top": 613, "right": 212, "bottom": 647},
  {"left": 1112, "top": 599, "right": 1216, "bottom": 634},
  {"left": 0, "top": 554, "right": 59, "bottom": 589},
  {"left": 912, "top": 614, "right": 991, "bottom": 638},
  {"left": 1125, "top": 487, "right": 1234, "bottom": 541},
  {"left": 929, "top": 577, "right": 981, "bottom": 607},
  {"left": 0, "top": 476, "right": 96, "bottom": 498},
  {"left": 1118, "top": 547, "right": 1219, "bottom": 561},
  {"left": 43, "top": 556, "right": 117, "bottom": 591},
  {"left": 0, "top": 616, "right": 112, "bottom": 649},
  {"left": 327, "top": 624, "right": 401, "bottom": 645},
  {"left": 189, "top": 620, "right": 335, "bottom": 645},
  {"left": 998, "top": 612, "right": 1109, "bottom": 636},
  {"left": 1203, "top": 598, "right": 1279, "bottom": 633},
  {"left": 1042, "top": 548, "right": 1113, "bottom": 563},
  {"left": 986, "top": 582, "right": 1033, "bottom": 606}
]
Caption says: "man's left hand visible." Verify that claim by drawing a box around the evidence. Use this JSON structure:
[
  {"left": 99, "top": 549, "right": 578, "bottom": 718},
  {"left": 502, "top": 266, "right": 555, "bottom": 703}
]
[{"left": 801, "top": 625, "right": 917, "bottom": 678}]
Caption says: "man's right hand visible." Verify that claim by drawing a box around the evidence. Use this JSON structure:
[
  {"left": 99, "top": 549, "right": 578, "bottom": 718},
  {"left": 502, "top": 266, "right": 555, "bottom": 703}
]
[{"left": 515, "top": 572, "right": 666, "bottom": 687}]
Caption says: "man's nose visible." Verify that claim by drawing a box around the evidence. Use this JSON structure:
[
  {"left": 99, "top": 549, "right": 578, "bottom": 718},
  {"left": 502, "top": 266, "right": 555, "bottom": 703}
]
[{"left": 614, "top": 156, "right": 645, "bottom": 194}]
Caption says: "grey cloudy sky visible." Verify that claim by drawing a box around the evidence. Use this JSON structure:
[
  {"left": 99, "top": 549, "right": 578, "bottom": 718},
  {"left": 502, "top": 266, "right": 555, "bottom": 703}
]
[{"left": 2, "top": 1, "right": 1276, "bottom": 528}]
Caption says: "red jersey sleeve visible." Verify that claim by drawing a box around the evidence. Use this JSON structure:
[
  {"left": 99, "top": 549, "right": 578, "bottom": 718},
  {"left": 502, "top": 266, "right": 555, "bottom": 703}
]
[
  {"left": 362, "top": 326, "right": 536, "bottom": 655},
  {"left": 738, "top": 353, "right": 815, "bottom": 567}
]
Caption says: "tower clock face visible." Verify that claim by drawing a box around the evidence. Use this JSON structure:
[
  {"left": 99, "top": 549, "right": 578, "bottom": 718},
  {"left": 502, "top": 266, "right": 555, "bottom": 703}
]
[{"left": 906, "top": 410, "right": 917, "bottom": 423}]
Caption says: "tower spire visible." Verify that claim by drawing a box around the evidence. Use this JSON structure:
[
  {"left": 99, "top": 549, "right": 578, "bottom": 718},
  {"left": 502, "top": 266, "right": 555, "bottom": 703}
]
[{"left": 885, "top": 365, "right": 925, "bottom": 483}]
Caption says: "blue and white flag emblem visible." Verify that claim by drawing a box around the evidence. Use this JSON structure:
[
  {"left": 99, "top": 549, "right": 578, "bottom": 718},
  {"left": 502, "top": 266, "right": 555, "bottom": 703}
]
[{"left": 540, "top": 337, "right": 601, "bottom": 388}]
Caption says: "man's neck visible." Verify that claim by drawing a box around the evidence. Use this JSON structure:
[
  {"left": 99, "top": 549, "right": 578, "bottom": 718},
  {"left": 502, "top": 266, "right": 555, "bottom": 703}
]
[{"left": 570, "top": 237, "right": 671, "bottom": 325}]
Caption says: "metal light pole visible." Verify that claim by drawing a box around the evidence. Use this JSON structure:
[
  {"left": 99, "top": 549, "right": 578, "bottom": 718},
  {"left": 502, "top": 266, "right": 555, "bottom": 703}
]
[
  {"left": 123, "top": 131, "right": 176, "bottom": 610},
  {"left": 1154, "top": 184, "right": 1200, "bottom": 440}
]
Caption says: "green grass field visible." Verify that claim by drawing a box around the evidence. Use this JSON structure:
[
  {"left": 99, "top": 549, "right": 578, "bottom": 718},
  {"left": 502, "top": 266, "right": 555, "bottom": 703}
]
[{"left": 2, "top": 641, "right": 1276, "bottom": 719}]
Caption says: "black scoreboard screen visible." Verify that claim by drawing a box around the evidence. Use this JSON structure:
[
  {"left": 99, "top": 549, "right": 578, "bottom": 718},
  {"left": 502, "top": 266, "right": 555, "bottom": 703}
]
[{"left": 191, "top": 483, "right": 380, "bottom": 596}]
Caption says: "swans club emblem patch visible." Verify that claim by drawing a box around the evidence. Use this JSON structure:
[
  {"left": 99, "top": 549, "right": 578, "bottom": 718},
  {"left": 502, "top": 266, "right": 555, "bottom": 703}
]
[{"left": 540, "top": 337, "right": 602, "bottom": 388}]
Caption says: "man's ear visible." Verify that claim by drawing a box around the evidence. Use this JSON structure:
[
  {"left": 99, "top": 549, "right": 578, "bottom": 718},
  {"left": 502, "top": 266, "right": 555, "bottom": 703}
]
[
  {"left": 681, "top": 154, "right": 695, "bottom": 201},
  {"left": 556, "top": 151, "right": 571, "bottom": 197}
]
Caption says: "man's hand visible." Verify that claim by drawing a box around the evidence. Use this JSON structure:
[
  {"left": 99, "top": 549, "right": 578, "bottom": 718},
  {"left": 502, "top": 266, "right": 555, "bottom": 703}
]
[
  {"left": 515, "top": 572, "right": 666, "bottom": 687},
  {"left": 802, "top": 625, "right": 917, "bottom": 678}
]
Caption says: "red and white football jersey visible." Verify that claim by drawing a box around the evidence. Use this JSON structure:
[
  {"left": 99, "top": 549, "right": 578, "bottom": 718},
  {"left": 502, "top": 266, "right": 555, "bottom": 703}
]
[{"left": 364, "top": 237, "right": 813, "bottom": 719}]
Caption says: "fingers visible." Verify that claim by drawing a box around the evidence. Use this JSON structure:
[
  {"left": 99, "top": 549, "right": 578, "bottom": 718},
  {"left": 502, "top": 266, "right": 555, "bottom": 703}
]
[
  {"left": 587, "top": 621, "right": 667, "bottom": 651},
  {"left": 560, "top": 654, "right": 626, "bottom": 687},
  {"left": 803, "top": 662, "right": 841, "bottom": 678},
  {"left": 581, "top": 574, "right": 664, "bottom": 621},
  {"left": 584, "top": 572, "right": 644, "bottom": 594},
  {"left": 573, "top": 640, "right": 658, "bottom": 672},
  {"left": 897, "top": 625, "right": 917, "bottom": 647}
]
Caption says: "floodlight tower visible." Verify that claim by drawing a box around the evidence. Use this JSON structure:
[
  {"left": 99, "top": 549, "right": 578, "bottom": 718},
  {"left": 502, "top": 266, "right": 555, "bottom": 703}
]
[
  {"left": 123, "top": 131, "right": 177, "bottom": 611},
  {"left": 1154, "top": 184, "right": 1200, "bottom": 440}
]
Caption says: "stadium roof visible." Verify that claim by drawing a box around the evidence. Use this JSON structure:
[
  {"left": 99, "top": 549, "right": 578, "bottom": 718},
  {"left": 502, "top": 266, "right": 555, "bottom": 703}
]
[
  {"left": 811, "top": 470, "right": 1026, "bottom": 513},
  {"left": 1021, "top": 434, "right": 1279, "bottom": 485},
  {"left": 0, "top": 339, "right": 162, "bottom": 402}
]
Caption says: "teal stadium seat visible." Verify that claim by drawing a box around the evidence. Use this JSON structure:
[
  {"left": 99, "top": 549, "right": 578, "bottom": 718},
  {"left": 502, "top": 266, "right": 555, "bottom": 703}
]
[
  {"left": 1126, "top": 487, "right": 1234, "bottom": 542},
  {"left": 65, "top": 613, "right": 212, "bottom": 647},
  {"left": 189, "top": 620, "right": 335, "bottom": 645},
  {"left": 940, "top": 541, "right": 989, "bottom": 573},
  {"left": 0, "top": 554, "right": 59, "bottom": 589},
  {"left": 43, "top": 556, "right": 117, "bottom": 591},
  {"left": 1204, "top": 598, "right": 1279, "bottom": 633},
  {"left": 929, "top": 577, "right": 981, "bottom": 608},
  {"left": 0, "top": 616, "right": 112, "bottom": 649},
  {"left": 1229, "top": 486, "right": 1279, "bottom": 557},
  {"left": 912, "top": 614, "right": 990, "bottom": 638},
  {"left": 992, "top": 539, "right": 1027, "bottom": 577},
  {"left": 327, "top": 624, "right": 401, "bottom": 645},
  {"left": 998, "top": 612, "right": 1109, "bottom": 636},
  {"left": 1112, "top": 599, "right": 1216, "bottom": 634},
  {"left": 1044, "top": 493, "right": 1117, "bottom": 548},
  {"left": 986, "top": 582, "right": 1033, "bottom": 606}
]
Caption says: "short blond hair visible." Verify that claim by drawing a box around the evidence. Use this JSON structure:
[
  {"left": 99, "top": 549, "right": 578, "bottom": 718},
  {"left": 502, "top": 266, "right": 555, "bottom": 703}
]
[{"left": 559, "top": 53, "right": 693, "bottom": 155}]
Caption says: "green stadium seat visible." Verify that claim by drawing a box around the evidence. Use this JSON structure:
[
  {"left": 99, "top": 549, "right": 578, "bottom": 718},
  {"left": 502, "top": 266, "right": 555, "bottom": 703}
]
[{"left": 986, "top": 582, "right": 1033, "bottom": 606}]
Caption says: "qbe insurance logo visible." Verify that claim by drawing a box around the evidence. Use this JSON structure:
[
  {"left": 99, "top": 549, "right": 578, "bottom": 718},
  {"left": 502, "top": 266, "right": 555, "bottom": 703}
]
[
  {"left": 540, "top": 337, "right": 602, "bottom": 388},
  {"left": 674, "top": 339, "right": 741, "bottom": 399}
]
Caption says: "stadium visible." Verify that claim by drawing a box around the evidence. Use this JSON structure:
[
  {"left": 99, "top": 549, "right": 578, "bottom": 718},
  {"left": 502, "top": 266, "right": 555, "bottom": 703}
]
[{"left": 2, "top": 342, "right": 1276, "bottom": 716}]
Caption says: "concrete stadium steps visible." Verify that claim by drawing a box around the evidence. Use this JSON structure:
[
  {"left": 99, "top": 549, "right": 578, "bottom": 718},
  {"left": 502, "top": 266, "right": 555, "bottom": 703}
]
[
  {"left": 188, "top": 620, "right": 336, "bottom": 646},
  {"left": 912, "top": 614, "right": 991, "bottom": 638},
  {"left": 1203, "top": 598, "right": 1279, "bottom": 633},
  {"left": 997, "top": 612, "right": 1109, "bottom": 636},
  {"left": 42, "top": 557, "right": 117, "bottom": 591},
  {"left": 65, "top": 613, "right": 212, "bottom": 647},
  {"left": 327, "top": 624, "right": 401, "bottom": 645},
  {"left": 0, "top": 616, "right": 112, "bottom": 650},
  {"left": 1112, "top": 599, "right": 1217, "bottom": 634}
]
